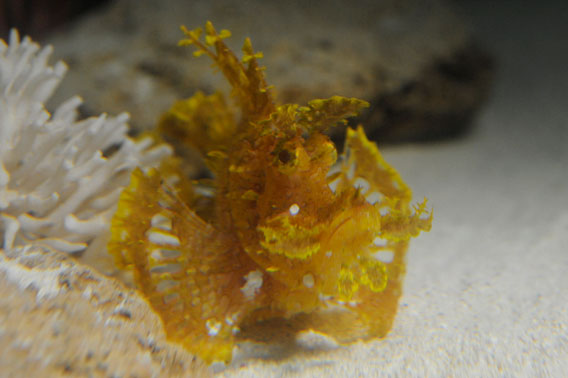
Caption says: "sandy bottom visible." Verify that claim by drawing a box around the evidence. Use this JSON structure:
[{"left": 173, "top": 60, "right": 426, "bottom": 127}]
[{"left": 219, "top": 2, "right": 568, "bottom": 376}]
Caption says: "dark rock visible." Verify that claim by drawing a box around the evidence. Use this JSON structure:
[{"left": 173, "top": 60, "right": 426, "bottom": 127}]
[{"left": 46, "top": 0, "right": 493, "bottom": 145}]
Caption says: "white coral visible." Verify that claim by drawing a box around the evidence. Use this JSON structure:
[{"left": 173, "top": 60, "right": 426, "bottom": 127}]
[{"left": 0, "top": 30, "right": 171, "bottom": 265}]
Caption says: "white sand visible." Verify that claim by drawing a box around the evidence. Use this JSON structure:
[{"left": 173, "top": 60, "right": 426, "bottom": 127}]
[{"left": 220, "top": 2, "right": 568, "bottom": 376}]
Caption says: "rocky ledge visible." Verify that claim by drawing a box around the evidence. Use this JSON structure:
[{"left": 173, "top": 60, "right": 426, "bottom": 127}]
[{"left": 0, "top": 246, "right": 209, "bottom": 377}]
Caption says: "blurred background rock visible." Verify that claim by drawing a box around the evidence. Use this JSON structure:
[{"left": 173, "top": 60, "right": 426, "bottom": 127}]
[
  {"left": 1, "top": 0, "right": 493, "bottom": 145},
  {"left": 0, "top": 0, "right": 110, "bottom": 39}
]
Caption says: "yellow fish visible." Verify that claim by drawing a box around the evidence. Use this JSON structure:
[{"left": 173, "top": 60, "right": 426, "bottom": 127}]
[{"left": 109, "top": 21, "right": 431, "bottom": 364}]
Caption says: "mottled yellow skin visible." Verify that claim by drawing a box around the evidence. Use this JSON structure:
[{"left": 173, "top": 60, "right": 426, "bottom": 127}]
[{"left": 108, "top": 22, "right": 432, "bottom": 364}]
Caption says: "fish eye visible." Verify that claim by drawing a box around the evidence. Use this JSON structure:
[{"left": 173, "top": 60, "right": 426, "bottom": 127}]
[
  {"left": 278, "top": 149, "right": 292, "bottom": 164},
  {"left": 274, "top": 147, "right": 299, "bottom": 173}
]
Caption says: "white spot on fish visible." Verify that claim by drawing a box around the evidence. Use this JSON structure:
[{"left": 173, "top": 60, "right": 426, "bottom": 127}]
[
  {"left": 289, "top": 203, "right": 300, "bottom": 216},
  {"left": 151, "top": 213, "right": 172, "bottom": 231},
  {"left": 241, "top": 270, "right": 263, "bottom": 299},
  {"left": 206, "top": 319, "right": 222, "bottom": 336},
  {"left": 146, "top": 229, "right": 181, "bottom": 246},
  {"left": 375, "top": 250, "right": 394, "bottom": 263},
  {"left": 303, "top": 273, "right": 315, "bottom": 288}
]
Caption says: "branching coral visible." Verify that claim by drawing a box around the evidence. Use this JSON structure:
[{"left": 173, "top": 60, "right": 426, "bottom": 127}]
[
  {"left": 0, "top": 31, "right": 171, "bottom": 266},
  {"left": 109, "top": 22, "right": 432, "bottom": 363}
]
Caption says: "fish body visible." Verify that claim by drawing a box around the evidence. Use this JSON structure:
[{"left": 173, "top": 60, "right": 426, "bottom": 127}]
[{"left": 109, "top": 22, "right": 431, "bottom": 364}]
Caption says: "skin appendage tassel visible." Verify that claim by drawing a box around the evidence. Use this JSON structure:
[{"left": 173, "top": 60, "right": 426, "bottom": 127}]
[{"left": 108, "top": 21, "right": 432, "bottom": 364}]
